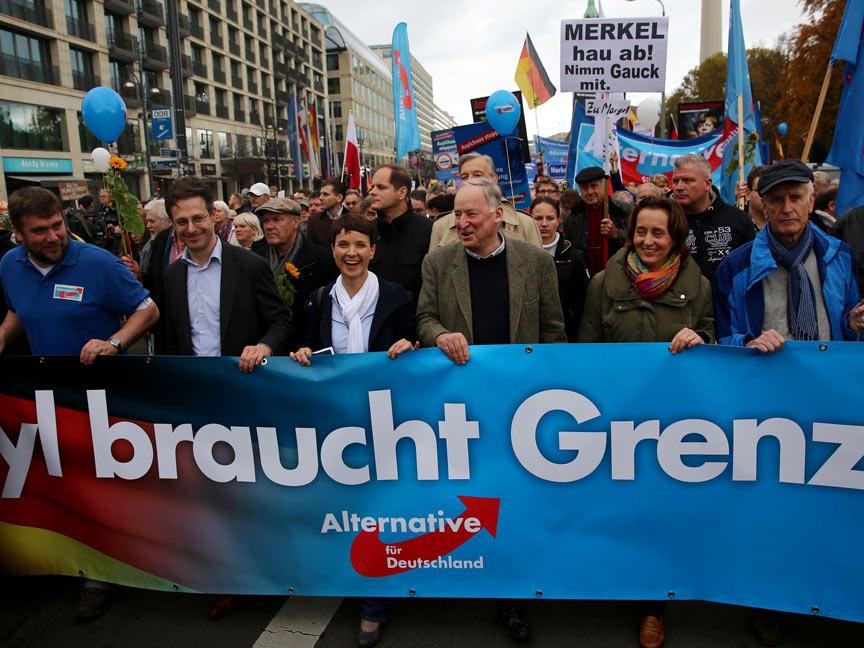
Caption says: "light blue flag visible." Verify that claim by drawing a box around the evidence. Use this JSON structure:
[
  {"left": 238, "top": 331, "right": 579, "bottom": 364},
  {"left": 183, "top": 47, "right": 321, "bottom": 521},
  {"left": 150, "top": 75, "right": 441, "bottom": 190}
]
[
  {"left": 720, "top": 0, "right": 762, "bottom": 204},
  {"left": 826, "top": 2, "right": 864, "bottom": 216},
  {"left": 287, "top": 91, "right": 305, "bottom": 182},
  {"left": 391, "top": 23, "right": 421, "bottom": 162}
]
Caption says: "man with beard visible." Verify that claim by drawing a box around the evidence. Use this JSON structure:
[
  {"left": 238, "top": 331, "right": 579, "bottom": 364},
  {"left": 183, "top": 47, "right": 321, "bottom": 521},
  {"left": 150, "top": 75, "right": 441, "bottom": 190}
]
[{"left": 0, "top": 186, "right": 158, "bottom": 620}]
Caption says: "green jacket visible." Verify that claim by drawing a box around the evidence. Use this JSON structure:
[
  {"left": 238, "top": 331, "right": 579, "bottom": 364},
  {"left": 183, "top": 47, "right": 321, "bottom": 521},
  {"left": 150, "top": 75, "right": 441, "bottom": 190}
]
[{"left": 578, "top": 248, "right": 715, "bottom": 344}]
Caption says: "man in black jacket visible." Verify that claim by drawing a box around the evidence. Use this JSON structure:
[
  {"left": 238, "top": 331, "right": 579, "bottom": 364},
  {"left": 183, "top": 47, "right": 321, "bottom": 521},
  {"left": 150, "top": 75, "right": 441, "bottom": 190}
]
[
  {"left": 251, "top": 197, "right": 338, "bottom": 350},
  {"left": 672, "top": 153, "right": 755, "bottom": 282},
  {"left": 162, "top": 178, "right": 292, "bottom": 367},
  {"left": 368, "top": 164, "right": 432, "bottom": 303},
  {"left": 832, "top": 204, "right": 864, "bottom": 295}
]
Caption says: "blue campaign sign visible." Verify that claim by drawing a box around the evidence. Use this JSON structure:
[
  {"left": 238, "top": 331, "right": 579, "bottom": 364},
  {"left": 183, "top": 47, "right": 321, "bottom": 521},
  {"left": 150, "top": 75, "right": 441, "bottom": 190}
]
[
  {"left": 431, "top": 129, "right": 459, "bottom": 184},
  {"left": 2, "top": 343, "right": 864, "bottom": 623},
  {"left": 150, "top": 108, "right": 173, "bottom": 141},
  {"left": 534, "top": 135, "right": 570, "bottom": 180},
  {"left": 450, "top": 121, "right": 532, "bottom": 209}
]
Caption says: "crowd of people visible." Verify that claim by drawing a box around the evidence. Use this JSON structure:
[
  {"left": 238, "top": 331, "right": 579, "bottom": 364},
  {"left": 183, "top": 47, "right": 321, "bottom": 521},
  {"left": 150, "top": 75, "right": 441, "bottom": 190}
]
[{"left": 1, "top": 151, "right": 863, "bottom": 648}]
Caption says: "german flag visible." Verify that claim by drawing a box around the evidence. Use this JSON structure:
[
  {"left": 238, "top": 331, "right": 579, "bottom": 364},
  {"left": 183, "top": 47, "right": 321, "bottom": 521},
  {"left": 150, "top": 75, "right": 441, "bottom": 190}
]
[{"left": 514, "top": 33, "right": 556, "bottom": 109}]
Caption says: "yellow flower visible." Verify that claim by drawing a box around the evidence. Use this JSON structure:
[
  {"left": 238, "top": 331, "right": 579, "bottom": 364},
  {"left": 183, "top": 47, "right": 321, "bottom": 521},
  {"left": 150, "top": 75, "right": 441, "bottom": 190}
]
[
  {"left": 109, "top": 156, "right": 127, "bottom": 170},
  {"left": 285, "top": 262, "right": 300, "bottom": 279}
]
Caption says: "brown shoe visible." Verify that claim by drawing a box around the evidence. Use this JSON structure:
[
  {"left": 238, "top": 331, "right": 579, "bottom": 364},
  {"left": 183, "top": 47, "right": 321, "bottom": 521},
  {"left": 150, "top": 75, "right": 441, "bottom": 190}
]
[
  {"left": 208, "top": 594, "right": 238, "bottom": 620},
  {"left": 640, "top": 614, "right": 665, "bottom": 648},
  {"left": 75, "top": 587, "right": 111, "bottom": 620},
  {"left": 751, "top": 612, "right": 780, "bottom": 646}
]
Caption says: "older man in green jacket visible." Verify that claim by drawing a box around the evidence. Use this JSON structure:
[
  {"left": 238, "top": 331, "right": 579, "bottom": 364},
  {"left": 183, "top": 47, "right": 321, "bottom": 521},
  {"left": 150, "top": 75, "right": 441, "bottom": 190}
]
[{"left": 417, "top": 178, "right": 566, "bottom": 365}]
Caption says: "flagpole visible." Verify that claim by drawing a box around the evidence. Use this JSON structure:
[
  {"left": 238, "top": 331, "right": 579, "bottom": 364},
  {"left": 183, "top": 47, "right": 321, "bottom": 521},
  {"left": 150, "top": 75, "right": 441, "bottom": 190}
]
[
  {"left": 737, "top": 95, "right": 746, "bottom": 210},
  {"left": 503, "top": 137, "right": 516, "bottom": 202},
  {"left": 802, "top": 62, "right": 835, "bottom": 163},
  {"left": 602, "top": 114, "right": 611, "bottom": 265}
]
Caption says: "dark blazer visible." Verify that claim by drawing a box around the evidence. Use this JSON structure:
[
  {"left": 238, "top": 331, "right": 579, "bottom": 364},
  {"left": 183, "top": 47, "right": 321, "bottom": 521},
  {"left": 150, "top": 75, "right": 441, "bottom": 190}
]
[
  {"left": 164, "top": 241, "right": 293, "bottom": 356},
  {"left": 143, "top": 226, "right": 172, "bottom": 354},
  {"left": 251, "top": 233, "right": 339, "bottom": 349},
  {"left": 301, "top": 278, "right": 417, "bottom": 352},
  {"left": 305, "top": 210, "right": 336, "bottom": 248}
]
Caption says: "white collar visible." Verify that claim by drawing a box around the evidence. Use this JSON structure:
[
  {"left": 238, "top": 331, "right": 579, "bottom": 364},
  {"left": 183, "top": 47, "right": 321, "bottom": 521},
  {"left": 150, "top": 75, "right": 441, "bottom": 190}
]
[{"left": 465, "top": 233, "right": 506, "bottom": 260}]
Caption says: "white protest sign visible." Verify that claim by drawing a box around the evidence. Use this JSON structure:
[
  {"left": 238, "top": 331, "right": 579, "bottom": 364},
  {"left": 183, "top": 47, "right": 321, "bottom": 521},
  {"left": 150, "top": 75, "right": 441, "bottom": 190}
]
[
  {"left": 586, "top": 98, "right": 632, "bottom": 117},
  {"left": 560, "top": 18, "right": 669, "bottom": 93}
]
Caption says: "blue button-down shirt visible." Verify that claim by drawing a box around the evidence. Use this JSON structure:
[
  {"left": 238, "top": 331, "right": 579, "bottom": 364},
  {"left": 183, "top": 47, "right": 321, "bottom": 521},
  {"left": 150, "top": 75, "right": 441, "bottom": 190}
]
[{"left": 180, "top": 238, "right": 222, "bottom": 357}]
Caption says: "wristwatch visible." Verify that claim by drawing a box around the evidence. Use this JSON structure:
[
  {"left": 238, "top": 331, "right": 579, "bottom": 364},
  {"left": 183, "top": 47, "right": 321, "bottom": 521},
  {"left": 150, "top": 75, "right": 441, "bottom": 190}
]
[{"left": 108, "top": 337, "right": 122, "bottom": 352}]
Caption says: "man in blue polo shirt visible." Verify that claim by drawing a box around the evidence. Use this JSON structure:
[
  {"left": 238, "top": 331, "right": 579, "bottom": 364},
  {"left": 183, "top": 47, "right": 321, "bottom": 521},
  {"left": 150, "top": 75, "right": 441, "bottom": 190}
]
[
  {"left": 0, "top": 187, "right": 159, "bottom": 620},
  {"left": 0, "top": 187, "right": 158, "bottom": 361}
]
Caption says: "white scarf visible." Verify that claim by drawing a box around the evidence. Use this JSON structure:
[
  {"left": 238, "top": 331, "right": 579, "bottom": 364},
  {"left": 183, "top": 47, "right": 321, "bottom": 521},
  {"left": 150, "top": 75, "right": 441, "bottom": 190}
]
[{"left": 330, "top": 271, "right": 379, "bottom": 353}]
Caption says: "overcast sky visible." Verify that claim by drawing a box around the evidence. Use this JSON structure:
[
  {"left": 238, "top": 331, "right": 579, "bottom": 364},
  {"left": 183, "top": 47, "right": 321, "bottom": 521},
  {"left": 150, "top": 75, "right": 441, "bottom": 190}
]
[{"left": 313, "top": 0, "right": 807, "bottom": 137}]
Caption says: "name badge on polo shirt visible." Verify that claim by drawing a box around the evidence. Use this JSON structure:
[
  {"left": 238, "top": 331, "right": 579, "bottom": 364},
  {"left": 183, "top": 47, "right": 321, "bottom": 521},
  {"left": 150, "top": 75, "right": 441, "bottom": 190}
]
[{"left": 53, "top": 284, "right": 84, "bottom": 301}]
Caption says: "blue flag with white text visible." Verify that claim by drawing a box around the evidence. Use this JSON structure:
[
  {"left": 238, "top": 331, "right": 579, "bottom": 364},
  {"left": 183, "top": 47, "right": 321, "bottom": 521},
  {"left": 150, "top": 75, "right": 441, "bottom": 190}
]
[
  {"left": 287, "top": 91, "right": 305, "bottom": 182},
  {"left": 391, "top": 23, "right": 421, "bottom": 163},
  {"left": 719, "top": 0, "right": 762, "bottom": 204},
  {"left": 826, "top": 2, "right": 864, "bottom": 216}
]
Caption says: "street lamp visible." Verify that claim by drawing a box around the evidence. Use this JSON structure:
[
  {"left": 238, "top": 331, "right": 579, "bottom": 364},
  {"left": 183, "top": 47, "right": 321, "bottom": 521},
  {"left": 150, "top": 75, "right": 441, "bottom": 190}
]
[
  {"left": 123, "top": 74, "right": 158, "bottom": 197},
  {"left": 264, "top": 122, "right": 285, "bottom": 192},
  {"left": 625, "top": 0, "right": 668, "bottom": 138}
]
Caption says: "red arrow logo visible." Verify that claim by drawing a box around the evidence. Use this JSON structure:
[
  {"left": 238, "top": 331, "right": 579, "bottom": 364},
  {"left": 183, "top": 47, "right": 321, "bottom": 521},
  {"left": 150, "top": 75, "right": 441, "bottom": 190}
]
[{"left": 350, "top": 496, "right": 500, "bottom": 577}]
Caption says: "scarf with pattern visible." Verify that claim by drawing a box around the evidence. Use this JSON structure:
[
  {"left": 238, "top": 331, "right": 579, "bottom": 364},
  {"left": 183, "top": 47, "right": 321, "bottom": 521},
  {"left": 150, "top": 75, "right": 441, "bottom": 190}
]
[{"left": 625, "top": 251, "right": 681, "bottom": 300}]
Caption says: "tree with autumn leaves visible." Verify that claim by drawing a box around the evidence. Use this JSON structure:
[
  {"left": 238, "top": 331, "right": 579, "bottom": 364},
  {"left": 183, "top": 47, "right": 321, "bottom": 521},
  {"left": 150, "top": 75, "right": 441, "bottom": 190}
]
[{"left": 665, "top": 0, "right": 845, "bottom": 162}]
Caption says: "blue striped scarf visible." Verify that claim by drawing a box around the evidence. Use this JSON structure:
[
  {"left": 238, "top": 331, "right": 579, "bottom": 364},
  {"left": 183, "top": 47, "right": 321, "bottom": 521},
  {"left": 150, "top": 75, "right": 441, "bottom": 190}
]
[{"left": 765, "top": 223, "right": 818, "bottom": 341}]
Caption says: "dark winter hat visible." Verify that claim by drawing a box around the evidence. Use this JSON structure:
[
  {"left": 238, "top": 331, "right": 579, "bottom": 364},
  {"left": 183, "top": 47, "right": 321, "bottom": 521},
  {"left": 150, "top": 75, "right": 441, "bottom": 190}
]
[
  {"left": 757, "top": 160, "right": 815, "bottom": 196},
  {"left": 575, "top": 166, "right": 608, "bottom": 185}
]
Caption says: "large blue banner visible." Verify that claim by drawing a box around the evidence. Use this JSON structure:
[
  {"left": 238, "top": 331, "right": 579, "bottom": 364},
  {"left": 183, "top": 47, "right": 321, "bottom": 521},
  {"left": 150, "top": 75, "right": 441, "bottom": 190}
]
[
  {"left": 566, "top": 102, "right": 726, "bottom": 188},
  {"left": 2, "top": 344, "right": 863, "bottom": 623},
  {"left": 534, "top": 135, "right": 569, "bottom": 180},
  {"left": 391, "top": 23, "right": 421, "bottom": 163}
]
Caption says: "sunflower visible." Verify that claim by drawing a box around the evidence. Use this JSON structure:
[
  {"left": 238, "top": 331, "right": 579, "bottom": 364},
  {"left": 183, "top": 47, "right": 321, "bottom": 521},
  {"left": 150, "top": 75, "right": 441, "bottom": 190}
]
[
  {"left": 109, "top": 156, "right": 127, "bottom": 170},
  {"left": 285, "top": 262, "right": 300, "bottom": 279}
]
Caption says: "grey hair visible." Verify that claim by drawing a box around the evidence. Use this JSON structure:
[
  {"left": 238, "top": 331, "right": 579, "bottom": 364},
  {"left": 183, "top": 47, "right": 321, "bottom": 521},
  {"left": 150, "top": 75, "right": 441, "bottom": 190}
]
[
  {"left": 638, "top": 182, "right": 663, "bottom": 197},
  {"left": 144, "top": 198, "right": 168, "bottom": 221},
  {"left": 460, "top": 177, "right": 503, "bottom": 210},
  {"left": 212, "top": 200, "right": 230, "bottom": 216},
  {"left": 458, "top": 152, "right": 496, "bottom": 178},
  {"left": 232, "top": 212, "right": 264, "bottom": 241},
  {"left": 673, "top": 153, "right": 712, "bottom": 178}
]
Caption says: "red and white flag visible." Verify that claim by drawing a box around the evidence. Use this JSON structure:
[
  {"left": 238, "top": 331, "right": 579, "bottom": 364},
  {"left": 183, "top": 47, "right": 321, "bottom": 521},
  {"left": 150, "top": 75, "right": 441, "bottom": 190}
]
[{"left": 342, "top": 112, "right": 361, "bottom": 189}]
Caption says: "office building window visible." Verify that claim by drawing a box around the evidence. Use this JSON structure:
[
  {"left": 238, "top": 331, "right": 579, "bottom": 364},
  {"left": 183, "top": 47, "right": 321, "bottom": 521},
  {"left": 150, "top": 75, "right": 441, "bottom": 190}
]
[{"left": 0, "top": 99, "right": 66, "bottom": 150}]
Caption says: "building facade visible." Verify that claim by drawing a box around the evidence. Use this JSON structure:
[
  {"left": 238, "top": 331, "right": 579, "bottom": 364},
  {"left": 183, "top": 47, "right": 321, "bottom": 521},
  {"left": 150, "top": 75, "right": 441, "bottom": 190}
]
[
  {"left": 0, "top": 0, "right": 326, "bottom": 203},
  {"left": 301, "top": 3, "right": 395, "bottom": 175}
]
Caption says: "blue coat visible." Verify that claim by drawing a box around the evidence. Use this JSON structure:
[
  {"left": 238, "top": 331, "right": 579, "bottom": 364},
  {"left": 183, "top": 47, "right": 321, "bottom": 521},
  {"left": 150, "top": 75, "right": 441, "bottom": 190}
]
[
  {"left": 713, "top": 224, "right": 861, "bottom": 346},
  {"left": 301, "top": 278, "right": 417, "bottom": 353}
]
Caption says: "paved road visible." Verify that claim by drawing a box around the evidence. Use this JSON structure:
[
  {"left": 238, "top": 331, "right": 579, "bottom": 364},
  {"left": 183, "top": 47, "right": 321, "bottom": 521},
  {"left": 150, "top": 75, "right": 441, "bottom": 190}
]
[{"left": 3, "top": 575, "right": 862, "bottom": 647}]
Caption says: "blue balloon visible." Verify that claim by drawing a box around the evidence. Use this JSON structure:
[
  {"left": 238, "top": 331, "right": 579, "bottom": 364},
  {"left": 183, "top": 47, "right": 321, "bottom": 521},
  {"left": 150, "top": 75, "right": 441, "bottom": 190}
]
[
  {"left": 778, "top": 122, "right": 788, "bottom": 135},
  {"left": 485, "top": 90, "right": 521, "bottom": 136},
  {"left": 81, "top": 87, "right": 128, "bottom": 143}
]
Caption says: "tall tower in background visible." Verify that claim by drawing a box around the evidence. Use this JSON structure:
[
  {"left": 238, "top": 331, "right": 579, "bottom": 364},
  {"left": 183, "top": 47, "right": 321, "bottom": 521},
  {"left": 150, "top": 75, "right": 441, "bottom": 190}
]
[{"left": 700, "top": 0, "right": 723, "bottom": 62}]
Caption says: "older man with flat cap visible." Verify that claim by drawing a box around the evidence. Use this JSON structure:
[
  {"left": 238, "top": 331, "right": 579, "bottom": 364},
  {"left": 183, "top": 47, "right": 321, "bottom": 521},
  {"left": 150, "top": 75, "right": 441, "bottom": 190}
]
[
  {"left": 251, "top": 196, "right": 338, "bottom": 349},
  {"left": 714, "top": 159, "right": 864, "bottom": 352},
  {"left": 563, "top": 166, "right": 629, "bottom": 276}
]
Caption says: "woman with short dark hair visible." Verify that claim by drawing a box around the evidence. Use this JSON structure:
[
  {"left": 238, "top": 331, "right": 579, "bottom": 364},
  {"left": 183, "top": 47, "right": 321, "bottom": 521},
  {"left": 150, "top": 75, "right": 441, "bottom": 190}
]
[{"left": 579, "top": 196, "right": 713, "bottom": 352}]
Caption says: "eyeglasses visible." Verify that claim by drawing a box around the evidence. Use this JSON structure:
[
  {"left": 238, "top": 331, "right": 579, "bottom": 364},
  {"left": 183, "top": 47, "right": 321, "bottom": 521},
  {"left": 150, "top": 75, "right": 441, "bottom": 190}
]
[
  {"left": 536, "top": 189, "right": 559, "bottom": 195},
  {"left": 173, "top": 214, "right": 210, "bottom": 229}
]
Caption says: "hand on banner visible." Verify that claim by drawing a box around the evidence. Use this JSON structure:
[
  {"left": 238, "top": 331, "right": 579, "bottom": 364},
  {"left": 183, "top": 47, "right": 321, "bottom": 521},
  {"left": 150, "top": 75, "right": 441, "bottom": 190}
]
[
  {"left": 600, "top": 218, "right": 617, "bottom": 239},
  {"left": 609, "top": 148, "right": 620, "bottom": 173},
  {"left": 121, "top": 255, "right": 142, "bottom": 282},
  {"left": 735, "top": 181, "right": 750, "bottom": 204},
  {"left": 80, "top": 338, "right": 119, "bottom": 365},
  {"left": 387, "top": 339, "right": 419, "bottom": 359},
  {"left": 669, "top": 327, "right": 704, "bottom": 355},
  {"left": 436, "top": 332, "right": 470, "bottom": 365},
  {"left": 239, "top": 343, "right": 271, "bottom": 373},
  {"left": 290, "top": 347, "right": 313, "bottom": 366},
  {"left": 848, "top": 300, "right": 864, "bottom": 332},
  {"left": 746, "top": 329, "right": 785, "bottom": 354}
]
